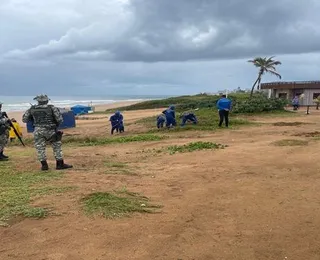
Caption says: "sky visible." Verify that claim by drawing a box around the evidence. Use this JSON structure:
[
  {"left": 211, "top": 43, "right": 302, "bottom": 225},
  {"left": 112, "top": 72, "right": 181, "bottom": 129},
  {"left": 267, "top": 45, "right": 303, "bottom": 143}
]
[{"left": 1, "top": 0, "right": 320, "bottom": 96}]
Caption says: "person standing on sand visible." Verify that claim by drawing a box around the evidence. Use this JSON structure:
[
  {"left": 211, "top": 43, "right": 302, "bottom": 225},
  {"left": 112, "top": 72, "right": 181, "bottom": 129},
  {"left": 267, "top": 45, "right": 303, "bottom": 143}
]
[
  {"left": 22, "top": 94, "right": 73, "bottom": 171},
  {"left": 216, "top": 95, "right": 232, "bottom": 128},
  {"left": 0, "top": 102, "right": 10, "bottom": 161},
  {"left": 110, "top": 111, "right": 124, "bottom": 134},
  {"left": 292, "top": 95, "right": 300, "bottom": 110}
]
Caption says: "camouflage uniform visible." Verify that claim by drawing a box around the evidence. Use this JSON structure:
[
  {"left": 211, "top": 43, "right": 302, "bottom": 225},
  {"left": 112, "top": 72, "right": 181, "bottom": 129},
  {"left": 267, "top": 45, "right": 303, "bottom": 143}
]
[
  {"left": 0, "top": 102, "right": 10, "bottom": 160},
  {"left": 22, "top": 95, "right": 73, "bottom": 171}
]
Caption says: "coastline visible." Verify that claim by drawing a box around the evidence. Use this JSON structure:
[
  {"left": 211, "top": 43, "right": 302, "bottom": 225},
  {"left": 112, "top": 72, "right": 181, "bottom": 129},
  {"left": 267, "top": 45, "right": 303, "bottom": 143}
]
[{"left": 5, "top": 100, "right": 141, "bottom": 125}]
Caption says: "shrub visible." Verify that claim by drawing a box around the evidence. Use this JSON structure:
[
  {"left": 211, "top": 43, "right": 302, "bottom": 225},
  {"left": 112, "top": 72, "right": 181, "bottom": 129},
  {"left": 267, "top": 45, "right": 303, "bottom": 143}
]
[
  {"left": 232, "top": 93, "right": 288, "bottom": 113},
  {"left": 106, "top": 93, "right": 250, "bottom": 112}
]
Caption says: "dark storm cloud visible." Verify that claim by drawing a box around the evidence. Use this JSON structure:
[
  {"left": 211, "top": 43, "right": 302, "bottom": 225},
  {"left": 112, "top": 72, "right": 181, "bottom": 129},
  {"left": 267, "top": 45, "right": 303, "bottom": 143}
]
[
  {"left": 1, "top": 0, "right": 319, "bottom": 96},
  {"left": 2, "top": 0, "right": 320, "bottom": 62}
]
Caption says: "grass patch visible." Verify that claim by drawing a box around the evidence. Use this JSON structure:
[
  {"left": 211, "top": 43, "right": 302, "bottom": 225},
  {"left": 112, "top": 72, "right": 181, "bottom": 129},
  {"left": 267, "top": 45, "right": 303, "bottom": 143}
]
[
  {"left": 273, "top": 121, "right": 308, "bottom": 126},
  {"left": 240, "top": 110, "right": 299, "bottom": 117},
  {"left": 167, "top": 141, "right": 227, "bottom": 154},
  {"left": 293, "top": 131, "right": 320, "bottom": 137},
  {"left": 67, "top": 134, "right": 166, "bottom": 146},
  {"left": 103, "top": 161, "right": 136, "bottom": 175},
  {"left": 0, "top": 164, "right": 67, "bottom": 223},
  {"left": 11, "top": 134, "right": 167, "bottom": 147},
  {"left": 136, "top": 108, "right": 253, "bottom": 133},
  {"left": 81, "top": 189, "right": 161, "bottom": 219},
  {"left": 272, "top": 139, "right": 308, "bottom": 147},
  {"left": 31, "top": 186, "right": 77, "bottom": 196}
]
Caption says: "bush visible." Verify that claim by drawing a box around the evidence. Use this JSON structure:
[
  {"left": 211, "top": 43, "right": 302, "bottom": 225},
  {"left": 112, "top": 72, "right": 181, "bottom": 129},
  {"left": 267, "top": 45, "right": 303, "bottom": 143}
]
[
  {"left": 232, "top": 93, "right": 288, "bottom": 113},
  {"left": 106, "top": 93, "right": 250, "bottom": 112}
]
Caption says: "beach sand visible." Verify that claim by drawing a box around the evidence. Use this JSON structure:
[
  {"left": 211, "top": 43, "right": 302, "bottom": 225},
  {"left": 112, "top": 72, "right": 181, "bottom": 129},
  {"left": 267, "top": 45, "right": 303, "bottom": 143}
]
[
  {"left": 2, "top": 109, "right": 320, "bottom": 259},
  {"left": 6, "top": 100, "right": 142, "bottom": 130}
]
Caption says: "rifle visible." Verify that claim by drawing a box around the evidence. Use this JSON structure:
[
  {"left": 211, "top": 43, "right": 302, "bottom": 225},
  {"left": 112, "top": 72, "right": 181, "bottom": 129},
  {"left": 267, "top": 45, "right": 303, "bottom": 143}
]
[{"left": 2, "top": 112, "right": 25, "bottom": 147}]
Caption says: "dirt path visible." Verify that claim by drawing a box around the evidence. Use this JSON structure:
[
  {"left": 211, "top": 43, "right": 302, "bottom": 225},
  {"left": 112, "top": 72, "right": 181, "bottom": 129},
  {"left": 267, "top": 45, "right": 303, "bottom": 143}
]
[{"left": 1, "top": 110, "right": 320, "bottom": 260}]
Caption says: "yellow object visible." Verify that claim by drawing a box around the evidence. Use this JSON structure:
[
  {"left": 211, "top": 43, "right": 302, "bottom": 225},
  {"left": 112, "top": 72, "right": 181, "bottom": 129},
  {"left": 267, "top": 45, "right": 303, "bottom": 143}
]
[{"left": 9, "top": 122, "right": 23, "bottom": 139}]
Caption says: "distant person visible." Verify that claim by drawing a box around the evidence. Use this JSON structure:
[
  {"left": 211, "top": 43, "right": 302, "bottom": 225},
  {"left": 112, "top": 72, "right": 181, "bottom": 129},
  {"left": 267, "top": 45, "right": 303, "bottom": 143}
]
[
  {"left": 156, "top": 114, "right": 166, "bottom": 129},
  {"left": 22, "top": 94, "right": 73, "bottom": 171},
  {"left": 9, "top": 118, "right": 23, "bottom": 142},
  {"left": 162, "top": 105, "right": 176, "bottom": 128},
  {"left": 292, "top": 95, "right": 300, "bottom": 110},
  {"left": 110, "top": 111, "right": 124, "bottom": 135},
  {"left": 180, "top": 112, "right": 197, "bottom": 126},
  {"left": 217, "top": 95, "right": 232, "bottom": 128}
]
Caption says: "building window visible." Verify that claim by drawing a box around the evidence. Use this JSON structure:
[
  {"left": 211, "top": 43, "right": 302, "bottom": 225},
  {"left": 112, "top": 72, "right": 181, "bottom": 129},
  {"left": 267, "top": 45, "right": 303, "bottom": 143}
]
[
  {"left": 313, "top": 93, "right": 320, "bottom": 99},
  {"left": 278, "top": 93, "right": 288, "bottom": 99}
]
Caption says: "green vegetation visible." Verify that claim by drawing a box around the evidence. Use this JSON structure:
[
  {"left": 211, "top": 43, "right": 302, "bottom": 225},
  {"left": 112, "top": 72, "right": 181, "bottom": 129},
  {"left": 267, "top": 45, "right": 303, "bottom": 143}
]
[
  {"left": 232, "top": 94, "right": 288, "bottom": 113},
  {"left": 167, "top": 141, "right": 226, "bottom": 154},
  {"left": 106, "top": 92, "right": 288, "bottom": 115},
  {"left": 0, "top": 163, "right": 72, "bottom": 224},
  {"left": 272, "top": 139, "right": 308, "bottom": 147},
  {"left": 81, "top": 189, "right": 161, "bottom": 219},
  {"left": 11, "top": 134, "right": 167, "bottom": 147},
  {"left": 136, "top": 108, "right": 253, "bottom": 132},
  {"left": 104, "top": 161, "right": 136, "bottom": 175},
  {"left": 106, "top": 93, "right": 249, "bottom": 112},
  {"left": 72, "top": 134, "right": 166, "bottom": 146}
]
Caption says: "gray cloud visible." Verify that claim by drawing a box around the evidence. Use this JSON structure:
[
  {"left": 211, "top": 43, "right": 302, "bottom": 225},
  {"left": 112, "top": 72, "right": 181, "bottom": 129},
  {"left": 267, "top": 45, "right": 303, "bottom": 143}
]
[
  {"left": 0, "top": 0, "right": 319, "bottom": 96},
  {"left": 2, "top": 0, "right": 320, "bottom": 62}
]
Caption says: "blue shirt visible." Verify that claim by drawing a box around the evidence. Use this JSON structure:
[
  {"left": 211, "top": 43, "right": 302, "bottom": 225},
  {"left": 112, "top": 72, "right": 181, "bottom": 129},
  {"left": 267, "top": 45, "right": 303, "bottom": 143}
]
[
  {"left": 110, "top": 114, "right": 123, "bottom": 126},
  {"left": 162, "top": 109, "right": 175, "bottom": 119},
  {"left": 217, "top": 98, "right": 232, "bottom": 111}
]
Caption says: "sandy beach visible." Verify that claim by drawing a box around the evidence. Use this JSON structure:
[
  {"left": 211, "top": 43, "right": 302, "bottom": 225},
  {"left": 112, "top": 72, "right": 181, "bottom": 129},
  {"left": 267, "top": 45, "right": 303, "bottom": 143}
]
[
  {"left": 2, "top": 106, "right": 320, "bottom": 259},
  {"left": 6, "top": 100, "right": 141, "bottom": 129}
]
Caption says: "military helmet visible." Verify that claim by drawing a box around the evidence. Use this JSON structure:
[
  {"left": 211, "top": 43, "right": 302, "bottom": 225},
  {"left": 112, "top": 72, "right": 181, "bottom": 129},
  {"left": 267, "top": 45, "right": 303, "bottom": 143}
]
[{"left": 33, "top": 94, "right": 50, "bottom": 103}]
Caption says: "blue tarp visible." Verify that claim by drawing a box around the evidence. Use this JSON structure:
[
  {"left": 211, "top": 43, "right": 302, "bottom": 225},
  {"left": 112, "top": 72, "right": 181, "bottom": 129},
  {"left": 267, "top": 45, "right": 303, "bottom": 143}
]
[
  {"left": 26, "top": 110, "right": 76, "bottom": 133},
  {"left": 70, "top": 105, "right": 91, "bottom": 115}
]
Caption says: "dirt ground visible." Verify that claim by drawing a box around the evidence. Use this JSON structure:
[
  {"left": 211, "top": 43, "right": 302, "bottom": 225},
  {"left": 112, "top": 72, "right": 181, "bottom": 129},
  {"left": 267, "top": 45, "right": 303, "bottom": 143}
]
[{"left": 1, "top": 108, "right": 320, "bottom": 260}]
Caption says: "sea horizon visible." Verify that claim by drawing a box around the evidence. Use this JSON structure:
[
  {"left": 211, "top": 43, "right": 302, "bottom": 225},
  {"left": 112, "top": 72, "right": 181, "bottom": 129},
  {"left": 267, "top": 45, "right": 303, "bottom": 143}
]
[{"left": 0, "top": 94, "right": 172, "bottom": 112}]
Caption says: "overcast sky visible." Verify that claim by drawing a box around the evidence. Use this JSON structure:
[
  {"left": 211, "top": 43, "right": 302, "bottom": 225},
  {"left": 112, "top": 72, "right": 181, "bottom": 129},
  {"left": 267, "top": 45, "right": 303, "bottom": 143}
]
[{"left": 1, "top": 0, "right": 320, "bottom": 96}]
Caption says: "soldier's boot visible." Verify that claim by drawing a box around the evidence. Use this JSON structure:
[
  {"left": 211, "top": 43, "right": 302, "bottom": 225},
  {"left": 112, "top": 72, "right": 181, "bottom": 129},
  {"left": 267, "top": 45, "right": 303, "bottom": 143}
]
[
  {"left": 0, "top": 151, "right": 8, "bottom": 159},
  {"left": 41, "top": 161, "right": 49, "bottom": 171},
  {"left": 56, "top": 160, "right": 73, "bottom": 170}
]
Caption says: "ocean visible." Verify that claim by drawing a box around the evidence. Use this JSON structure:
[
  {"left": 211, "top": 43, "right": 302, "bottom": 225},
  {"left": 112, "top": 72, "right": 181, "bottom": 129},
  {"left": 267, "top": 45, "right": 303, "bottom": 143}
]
[{"left": 0, "top": 95, "right": 169, "bottom": 112}]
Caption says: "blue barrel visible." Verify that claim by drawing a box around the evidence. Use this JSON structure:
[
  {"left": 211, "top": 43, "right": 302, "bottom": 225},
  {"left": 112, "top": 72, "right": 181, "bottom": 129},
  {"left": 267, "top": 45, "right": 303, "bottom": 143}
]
[{"left": 26, "top": 111, "right": 76, "bottom": 133}]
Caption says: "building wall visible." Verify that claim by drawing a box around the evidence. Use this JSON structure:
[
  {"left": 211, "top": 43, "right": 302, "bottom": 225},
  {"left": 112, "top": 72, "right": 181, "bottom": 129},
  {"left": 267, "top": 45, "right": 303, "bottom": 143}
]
[
  {"left": 274, "top": 89, "right": 320, "bottom": 105},
  {"left": 304, "top": 89, "right": 320, "bottom": 105}
]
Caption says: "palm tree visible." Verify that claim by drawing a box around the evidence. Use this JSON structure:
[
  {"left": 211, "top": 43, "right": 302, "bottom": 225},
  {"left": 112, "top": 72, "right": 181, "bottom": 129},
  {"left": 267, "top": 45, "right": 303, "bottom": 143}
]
[{"left": 248, "top": 56, "right": 282, "bottom": 97}]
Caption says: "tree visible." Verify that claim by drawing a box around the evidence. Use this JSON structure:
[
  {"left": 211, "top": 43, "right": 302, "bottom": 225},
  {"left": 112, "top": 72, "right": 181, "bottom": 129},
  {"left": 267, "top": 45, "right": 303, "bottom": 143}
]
[{"left": 248, "top": 56, "right": 282, "bottom": 97}]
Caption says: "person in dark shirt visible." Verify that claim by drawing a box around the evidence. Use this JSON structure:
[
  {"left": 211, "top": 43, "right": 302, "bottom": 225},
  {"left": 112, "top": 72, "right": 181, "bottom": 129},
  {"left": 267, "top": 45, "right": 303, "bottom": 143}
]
[
  {"left": 110, "top": 111, "right": 124, "bottom": 134},
  {"left": 162, "top": 105, "right": 176, "bottom": 128},
  {"left": 156, "top": 114, "right": 166, "bottom": 129},
  {"left": 180, "top": 112, "right": 197, "bottom": 126}
]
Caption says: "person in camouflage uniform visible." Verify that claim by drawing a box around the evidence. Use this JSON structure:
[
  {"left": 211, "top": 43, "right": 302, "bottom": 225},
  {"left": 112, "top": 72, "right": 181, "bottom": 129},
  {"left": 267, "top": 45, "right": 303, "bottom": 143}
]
[
  {"left": 22, "top": 95, "right": 73, "bottom": 171},
  {"left": 0, "top": 102, "right": 10, "bottom": 161}
]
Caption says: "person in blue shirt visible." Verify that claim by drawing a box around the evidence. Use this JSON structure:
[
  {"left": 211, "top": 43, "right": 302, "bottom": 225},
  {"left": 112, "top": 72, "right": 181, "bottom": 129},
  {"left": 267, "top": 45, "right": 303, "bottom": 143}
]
[
  {"left": 216, "top": 95, "right": 232, "bottom": 127},
  {"left": 292, "top": 95, "right": 300, "bottom": 110},
  {"left": 162, "top": 105, "right": 176, "bottom": 128},
  {"left": 180, "top": 112, "right": 197, "bottom": 126},
  {"left": 110, "top": 111, "right": 124, "bottom": 134},
  {"left": 156, "top": 114, "right": 166, "bottom": 129}
]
